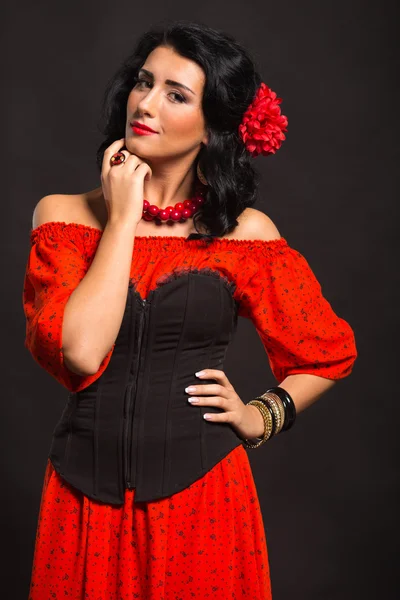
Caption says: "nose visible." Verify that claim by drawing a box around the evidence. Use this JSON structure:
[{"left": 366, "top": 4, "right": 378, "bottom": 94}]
[{"left": 137, "top": 85, "right": 160, "bottom": 116}]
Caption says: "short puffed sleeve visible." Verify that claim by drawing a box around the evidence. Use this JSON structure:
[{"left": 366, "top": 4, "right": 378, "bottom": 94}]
[
  {"left": 22, "top": 222, "right": 115, "bottom": 393},
  {"left": 237, "top": 237, "right": 358, "bottom": 382}
]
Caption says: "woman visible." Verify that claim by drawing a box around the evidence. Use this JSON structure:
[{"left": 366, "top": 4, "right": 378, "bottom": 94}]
[{"left": 23, "top": 20, "right": 357, "bottom": 599}]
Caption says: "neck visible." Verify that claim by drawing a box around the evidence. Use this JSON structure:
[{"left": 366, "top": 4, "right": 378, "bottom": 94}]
[{"left": 140, "top": 150, "right": 201, "bottom": 210}]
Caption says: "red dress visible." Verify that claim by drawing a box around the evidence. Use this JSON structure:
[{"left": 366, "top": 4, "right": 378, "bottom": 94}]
[{"left": 22, "top": 222, "right": 357, "bottom": 599}]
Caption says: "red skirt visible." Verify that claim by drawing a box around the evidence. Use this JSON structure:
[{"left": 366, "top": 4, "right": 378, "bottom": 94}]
[{"left": 28, "top": 445, "right": 272, "bottom": 599}]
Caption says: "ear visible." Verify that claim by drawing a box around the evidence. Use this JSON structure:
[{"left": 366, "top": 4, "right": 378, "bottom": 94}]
[{"left": 202, "top": 131, "right": 208, "bottom": 146}]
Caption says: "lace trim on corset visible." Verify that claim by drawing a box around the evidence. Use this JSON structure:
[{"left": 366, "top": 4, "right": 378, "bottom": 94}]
[
  {"left": 154, "top": 266, "right": 237, "bottom": 296},
  {"left": 129, "top": 267, "right": 237, "bottom": 300}
]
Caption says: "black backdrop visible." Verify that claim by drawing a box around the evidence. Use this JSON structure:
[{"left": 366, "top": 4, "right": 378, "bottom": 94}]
[{"left": 3, "top": 1, "right": 398, "bottom": 598}]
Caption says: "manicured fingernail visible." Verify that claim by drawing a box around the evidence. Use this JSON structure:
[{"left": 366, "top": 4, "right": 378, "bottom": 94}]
[
  {"left": 195, "top": 371, "right": 206, "bottom": 377},
  {"left": 203, "top": 414, "right": 211, "bottom": 420},
  {"left": 185, "top": 386, "right": 196, "bottom": 393},
  {"left": 188, "top": 397, "right": 199, "bottom": 403}
]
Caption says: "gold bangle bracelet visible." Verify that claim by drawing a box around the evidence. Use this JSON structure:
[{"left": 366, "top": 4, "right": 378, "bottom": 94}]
[
  {"left": 256, "top": 392, "right": 285, "bottom": 435},
  {"left": 243, "top": 400, "right": 274, "bottom": 449}
]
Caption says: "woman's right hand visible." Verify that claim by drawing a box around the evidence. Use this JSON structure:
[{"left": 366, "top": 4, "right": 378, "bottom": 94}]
[{"left": 101, "top": 137, "right": 153, "bottom": 227}]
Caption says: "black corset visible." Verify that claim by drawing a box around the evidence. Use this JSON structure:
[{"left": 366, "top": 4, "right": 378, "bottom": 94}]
[{"left": 49, "top": 268, "right": 244, "bottom": 505}]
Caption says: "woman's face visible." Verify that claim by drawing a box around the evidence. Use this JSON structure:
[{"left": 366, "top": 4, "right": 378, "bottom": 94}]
[{"left": 125, "top": 45, "right": 208, "bottom": 162}]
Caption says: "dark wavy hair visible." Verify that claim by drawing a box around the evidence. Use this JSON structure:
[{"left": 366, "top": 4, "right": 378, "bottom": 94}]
[{"left": 96, "top": 19, "right": 262, "bottom": 242}]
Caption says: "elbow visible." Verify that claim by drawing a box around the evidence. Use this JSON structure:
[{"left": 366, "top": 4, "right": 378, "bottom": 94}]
[{"left": 62, "top": 349, "right": 101, "bottom": 377}]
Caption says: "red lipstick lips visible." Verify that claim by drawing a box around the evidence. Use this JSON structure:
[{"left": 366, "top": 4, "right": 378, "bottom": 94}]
[{"left": 130, "top": 121, "right": 158, "bottom": 135}]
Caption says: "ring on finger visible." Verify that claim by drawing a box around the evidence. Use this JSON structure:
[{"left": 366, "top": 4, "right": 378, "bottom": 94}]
[{"left": 110, "top": 152, "right": 126, "bottom": 166}]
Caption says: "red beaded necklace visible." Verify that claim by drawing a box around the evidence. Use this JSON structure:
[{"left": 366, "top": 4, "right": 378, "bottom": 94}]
[{"left": 141, "top": 188, "right": 205, "bottom": 223}]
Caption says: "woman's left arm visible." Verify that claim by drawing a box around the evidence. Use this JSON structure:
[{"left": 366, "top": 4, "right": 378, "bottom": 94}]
[
  {"left": 278, "top": 373, "right": 336, "bottom": 413},
  {"left": 235, "top": 229, "right": 357, "bottom": 436},
  {"left": 185, "top": 370, "right": 338, "bottom": 440},
  {"left": 186, "top": 217, "right": 357, "bottom": 440},
  {"left": 244, "top": 374, "right": 337, "bottom": 439}
]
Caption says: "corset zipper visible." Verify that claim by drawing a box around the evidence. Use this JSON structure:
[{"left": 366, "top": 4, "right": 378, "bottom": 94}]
[{"left": 125, "top": 297, "right": 147, "bottom": 488}]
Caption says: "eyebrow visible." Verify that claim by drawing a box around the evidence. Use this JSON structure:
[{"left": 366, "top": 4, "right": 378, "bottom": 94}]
[{"left": 138, "top": 68, "right": 196, "bottom": 95}]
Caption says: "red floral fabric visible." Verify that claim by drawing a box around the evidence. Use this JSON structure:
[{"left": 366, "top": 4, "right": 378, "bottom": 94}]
[
  {"left": 23, "top": 221, "right": 357, "bottom": 599},
  {"left": 23, "top": 221, "right": 357, "bottom": 393},
  {"left": 237, "top": 242, "right": 358, "bottom": 381},
  {"left": 29, "top": 446, "right": 271, "bottom": 600}
]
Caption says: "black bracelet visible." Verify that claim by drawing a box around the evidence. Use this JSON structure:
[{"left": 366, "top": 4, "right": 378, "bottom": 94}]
[{"left": 265, "top": 387, "right": 296, "bottom": 432}]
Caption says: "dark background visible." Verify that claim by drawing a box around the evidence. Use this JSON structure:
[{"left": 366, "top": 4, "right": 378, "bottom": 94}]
[{"left": 3, "top": 0, "right": 398, "bottom": 598}]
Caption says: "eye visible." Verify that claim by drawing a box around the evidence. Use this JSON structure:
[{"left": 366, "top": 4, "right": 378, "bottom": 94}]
[
  {"left": 169, "top": 92, "right": 186, "bottom": 104},
  {"left": 135, "top": 78, "right": 151, "bottom": 89},
  {"left": 134, "top": 79, "right": 186, "bottom": 104}
]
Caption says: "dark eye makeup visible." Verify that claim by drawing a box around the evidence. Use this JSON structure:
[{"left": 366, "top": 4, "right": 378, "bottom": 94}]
[{"left": 134, "top": 78, "right": 187, "bottom": 104}]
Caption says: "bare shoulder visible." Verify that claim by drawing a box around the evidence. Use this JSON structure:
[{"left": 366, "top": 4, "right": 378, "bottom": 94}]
[
  {"left": 230, "top": 207, "right": 281, "bottom": 241},
  {"left": 32, "top": 193, "right": 72, "bottom": 229},
  {"left": 32, "top": 187, "right": 105, "bottom": 230}
]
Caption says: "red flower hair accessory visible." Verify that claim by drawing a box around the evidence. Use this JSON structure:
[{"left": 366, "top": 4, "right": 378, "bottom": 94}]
[{"left": 238, "top": 82, "right": 288, "bottom": 157}]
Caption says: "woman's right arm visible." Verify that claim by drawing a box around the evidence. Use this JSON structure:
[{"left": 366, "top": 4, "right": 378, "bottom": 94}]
[
  {"left": 61, "top": 219, "right": 138, "bottom": 376},
  {"left": 34, "top": 138, "right": 152, "bottom": 376}
]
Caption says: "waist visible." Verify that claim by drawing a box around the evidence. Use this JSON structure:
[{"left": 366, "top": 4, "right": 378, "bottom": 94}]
[{"left": 49, "top": 384, "right": 243, "bottom": 505}]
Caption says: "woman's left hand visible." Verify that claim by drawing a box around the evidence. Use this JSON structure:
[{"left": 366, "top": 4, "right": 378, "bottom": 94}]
[{"left": 185, "top": 368, "right": 265, "bottom": 440}]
